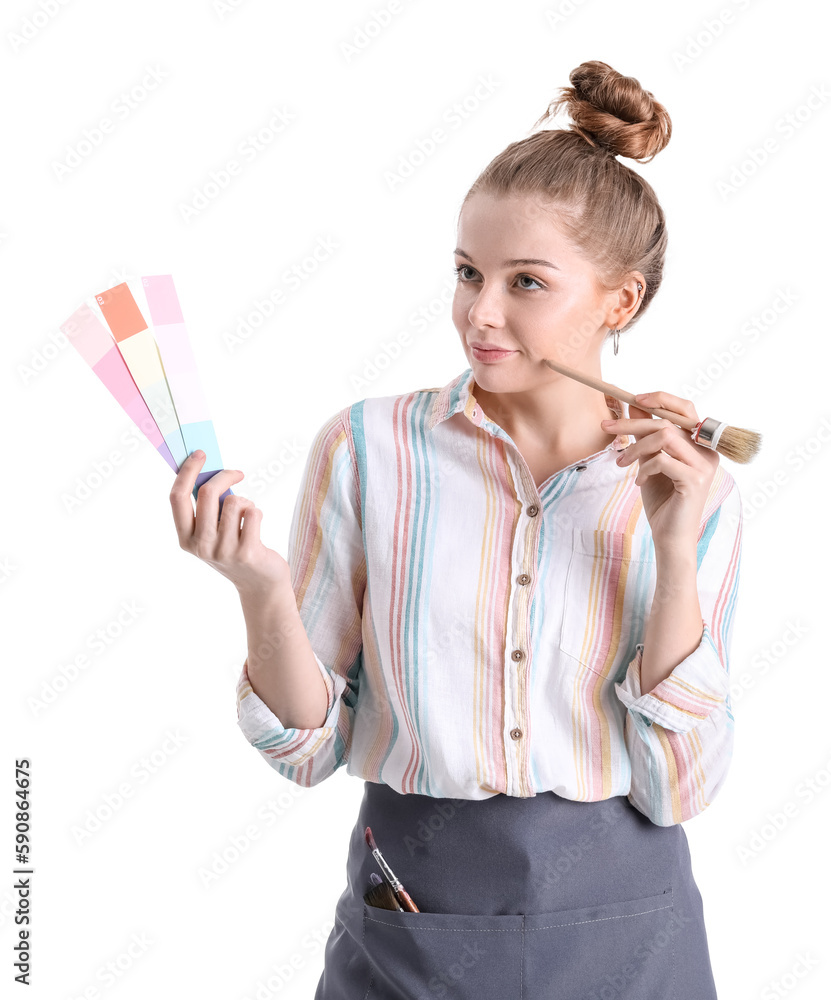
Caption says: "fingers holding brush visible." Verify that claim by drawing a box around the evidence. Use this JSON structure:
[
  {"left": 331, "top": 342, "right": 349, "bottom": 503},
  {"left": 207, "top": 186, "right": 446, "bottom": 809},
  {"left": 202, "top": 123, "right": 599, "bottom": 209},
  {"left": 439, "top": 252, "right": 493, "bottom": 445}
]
[
  {"left": 631, "top": 390, "right": 699, "bottom": 425},
  {"left": 602, "top": 391, "right": 720, "bottom": 546},
  {"left": 606, "top": 391, "right": 719, "bottom": 478}
]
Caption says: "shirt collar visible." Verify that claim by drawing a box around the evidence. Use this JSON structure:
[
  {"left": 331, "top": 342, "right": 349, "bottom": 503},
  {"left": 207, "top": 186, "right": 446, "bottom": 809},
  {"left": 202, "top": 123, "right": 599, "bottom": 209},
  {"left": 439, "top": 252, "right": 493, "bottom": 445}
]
[{"left": 427, "top": 366, "right": 633, "bottom": 451}]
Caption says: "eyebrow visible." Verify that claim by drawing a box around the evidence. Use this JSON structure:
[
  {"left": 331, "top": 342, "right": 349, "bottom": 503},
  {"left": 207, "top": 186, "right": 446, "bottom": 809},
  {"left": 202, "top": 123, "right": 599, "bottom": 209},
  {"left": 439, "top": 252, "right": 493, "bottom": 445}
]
[{"left": 454, "top": 248, "right": 561, "bottom": 271}]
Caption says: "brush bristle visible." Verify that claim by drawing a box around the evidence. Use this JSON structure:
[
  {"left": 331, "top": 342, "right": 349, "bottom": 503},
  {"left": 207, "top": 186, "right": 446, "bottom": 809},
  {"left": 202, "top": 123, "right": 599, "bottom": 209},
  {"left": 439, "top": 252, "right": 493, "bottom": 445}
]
[
  {"left": 716, "top": 426, "right": 762, "bottom": 464},
  {"left": 363, "top": 880, "right": 401, "bottom": 911},
  {"left": 364, "top": 826, "right": 376, "bottom": 851}
]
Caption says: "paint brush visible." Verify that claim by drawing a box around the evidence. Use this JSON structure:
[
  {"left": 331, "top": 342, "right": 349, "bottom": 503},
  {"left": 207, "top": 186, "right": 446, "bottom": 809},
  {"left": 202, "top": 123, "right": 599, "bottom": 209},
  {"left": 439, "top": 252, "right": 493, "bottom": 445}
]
[
  {"left": 363, "top": 872, "right": 404, "bottom": 911},
  {"left": 542, "top": 357, "right": 762, "bottom": 464},
  {"left": 364, "top": 826, "right": 420, "bottom": 912}
]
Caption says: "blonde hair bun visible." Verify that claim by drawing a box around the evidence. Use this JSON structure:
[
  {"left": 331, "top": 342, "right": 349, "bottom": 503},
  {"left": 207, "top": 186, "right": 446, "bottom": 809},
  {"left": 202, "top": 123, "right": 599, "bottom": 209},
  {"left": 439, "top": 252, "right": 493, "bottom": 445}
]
[{"left": 537, "top": 60, "right": 672, "bottom": 163}]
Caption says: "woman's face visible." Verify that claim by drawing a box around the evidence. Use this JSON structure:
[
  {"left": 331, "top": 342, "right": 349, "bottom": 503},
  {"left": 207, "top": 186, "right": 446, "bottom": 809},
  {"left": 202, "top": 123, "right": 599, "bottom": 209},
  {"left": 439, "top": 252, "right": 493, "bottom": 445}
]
[{"left": 452, "top": 190, "right": 620, "bottom": 388}]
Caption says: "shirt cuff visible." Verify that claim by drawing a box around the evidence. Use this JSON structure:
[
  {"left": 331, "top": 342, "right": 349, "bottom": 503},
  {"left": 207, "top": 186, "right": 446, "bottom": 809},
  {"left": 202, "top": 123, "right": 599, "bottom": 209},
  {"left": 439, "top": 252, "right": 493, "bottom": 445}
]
[
  {"left": 235, "top": 653, "right": 339, "bottom": 765},
  {"left": 614, "top": 620, "right": 729, "bottom": 734}
]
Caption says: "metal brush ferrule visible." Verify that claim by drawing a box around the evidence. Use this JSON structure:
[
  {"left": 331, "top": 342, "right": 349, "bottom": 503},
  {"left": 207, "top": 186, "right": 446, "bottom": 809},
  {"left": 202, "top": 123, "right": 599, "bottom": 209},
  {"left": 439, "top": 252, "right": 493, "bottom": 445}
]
[
  {"left": 372, "top": 850, "right": 400, "bottom": 889},
  {"left": 692, "top": 417, "right": 728, "bottom": 451}
]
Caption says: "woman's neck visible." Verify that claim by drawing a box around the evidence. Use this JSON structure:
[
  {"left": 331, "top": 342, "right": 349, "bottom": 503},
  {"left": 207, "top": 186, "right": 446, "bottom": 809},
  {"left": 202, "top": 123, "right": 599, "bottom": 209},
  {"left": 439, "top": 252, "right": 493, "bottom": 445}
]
[{"left": 470, "top": 375, "right": 618, "bottom": 454}]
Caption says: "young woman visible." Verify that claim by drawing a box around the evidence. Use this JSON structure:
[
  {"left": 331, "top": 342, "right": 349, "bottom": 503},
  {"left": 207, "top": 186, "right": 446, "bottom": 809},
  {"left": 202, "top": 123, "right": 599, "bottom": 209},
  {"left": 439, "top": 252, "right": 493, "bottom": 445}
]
[{"left": 171, "top": 60, "right": 742, "bottom": 998}]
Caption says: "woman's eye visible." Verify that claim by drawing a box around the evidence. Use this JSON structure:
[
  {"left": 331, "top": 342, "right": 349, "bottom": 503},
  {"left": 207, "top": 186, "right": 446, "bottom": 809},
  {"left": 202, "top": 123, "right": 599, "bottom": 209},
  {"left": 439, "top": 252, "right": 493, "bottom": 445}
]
[
  {"left": 453, "top": 265, "right": 543, "bottom": 291},
  {"left": 517, "top": 274, "right": 543, "bottom": 290}
]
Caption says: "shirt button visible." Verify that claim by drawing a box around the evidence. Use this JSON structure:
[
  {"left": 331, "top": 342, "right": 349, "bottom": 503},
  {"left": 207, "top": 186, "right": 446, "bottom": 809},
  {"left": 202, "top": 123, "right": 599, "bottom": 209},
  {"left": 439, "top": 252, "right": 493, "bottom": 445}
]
[
  {"left": 517, "top": 573, "right": 531, "bottom": 585},
  {"left": 511, "top": 649, "right": 523, "bottom": 662},
  {"left": 510, "top": 728, "right": 523, "bottom": 740},
  {"left": 526, "top": 504, "right": 539, "bottom": 517}
]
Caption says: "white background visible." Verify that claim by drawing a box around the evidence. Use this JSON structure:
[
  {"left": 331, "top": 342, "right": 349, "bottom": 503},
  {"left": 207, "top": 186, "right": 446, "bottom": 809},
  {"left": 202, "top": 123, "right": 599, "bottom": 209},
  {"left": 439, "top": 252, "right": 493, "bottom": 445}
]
[{"left": 4, "top": 0, "right": 829, "bottom": 997}]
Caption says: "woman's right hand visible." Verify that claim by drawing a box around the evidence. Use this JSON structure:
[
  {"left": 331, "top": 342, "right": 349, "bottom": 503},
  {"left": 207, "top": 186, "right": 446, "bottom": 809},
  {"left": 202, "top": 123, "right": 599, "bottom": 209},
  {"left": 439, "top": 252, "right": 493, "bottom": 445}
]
[{"left": 169, "top": 451, "right": 292, "bottom": 599}]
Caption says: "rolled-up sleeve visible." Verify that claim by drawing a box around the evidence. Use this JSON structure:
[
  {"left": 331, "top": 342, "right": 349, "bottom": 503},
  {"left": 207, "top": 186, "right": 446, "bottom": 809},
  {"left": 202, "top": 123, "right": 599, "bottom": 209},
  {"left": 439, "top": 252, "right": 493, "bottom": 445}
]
[
  {"left": 235, "top": 406, "right": 365, "bottom": 787},
  {"left": 615, "top": 469, "right": 743, "bottom": 825}
]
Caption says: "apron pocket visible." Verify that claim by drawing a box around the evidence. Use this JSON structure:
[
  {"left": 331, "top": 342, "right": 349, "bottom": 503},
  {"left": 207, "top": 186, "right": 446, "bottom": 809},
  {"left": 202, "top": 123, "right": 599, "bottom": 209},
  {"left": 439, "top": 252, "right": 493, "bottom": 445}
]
[
  {"left": 524, "top": 887, "right": 675, "bottom": 997},
  {"left": 362, "top": 903, "right": 524, "bottom": 999}
]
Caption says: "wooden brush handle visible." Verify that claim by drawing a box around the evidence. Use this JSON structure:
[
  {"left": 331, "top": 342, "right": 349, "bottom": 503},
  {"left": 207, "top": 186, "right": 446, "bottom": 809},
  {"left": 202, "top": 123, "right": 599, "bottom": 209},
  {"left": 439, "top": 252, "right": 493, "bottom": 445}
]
[
  {"left": 395, "top": 888, "right": 420, "bottom": 913},
  {"left": 543, "top": 359, "right": 698, "bottom": 432}
]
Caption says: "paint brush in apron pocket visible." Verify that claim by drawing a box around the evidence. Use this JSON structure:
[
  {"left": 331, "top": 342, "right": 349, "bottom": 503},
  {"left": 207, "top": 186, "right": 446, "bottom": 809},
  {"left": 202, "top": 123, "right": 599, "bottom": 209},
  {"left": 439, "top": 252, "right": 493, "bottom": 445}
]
[
  {"left": 365, "top": 827, "right": 420, "bottom": 912},
  {"left": 363, "top": 872, "right": 404, "bottom": 911}
]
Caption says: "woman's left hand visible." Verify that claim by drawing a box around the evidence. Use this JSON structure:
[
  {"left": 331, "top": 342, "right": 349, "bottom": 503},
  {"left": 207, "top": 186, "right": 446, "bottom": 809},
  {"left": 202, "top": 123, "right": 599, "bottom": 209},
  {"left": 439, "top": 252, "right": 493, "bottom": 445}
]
[{"left": 601, "top": 391, "right": 721, "bottom": 551}]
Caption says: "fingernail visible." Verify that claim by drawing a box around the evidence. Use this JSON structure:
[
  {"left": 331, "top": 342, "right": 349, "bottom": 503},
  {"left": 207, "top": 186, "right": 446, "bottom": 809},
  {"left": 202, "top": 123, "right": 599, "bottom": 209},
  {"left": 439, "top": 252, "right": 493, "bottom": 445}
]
[{"left": 192, "top": 450, "right": 204, "bottom": 459}]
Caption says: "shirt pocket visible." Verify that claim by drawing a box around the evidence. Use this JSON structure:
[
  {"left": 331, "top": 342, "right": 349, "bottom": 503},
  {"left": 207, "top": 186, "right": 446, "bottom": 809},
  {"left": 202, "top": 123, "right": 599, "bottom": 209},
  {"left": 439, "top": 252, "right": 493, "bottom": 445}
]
[{"left": 559, "top": 527, "right": 653, "bottom": 678}]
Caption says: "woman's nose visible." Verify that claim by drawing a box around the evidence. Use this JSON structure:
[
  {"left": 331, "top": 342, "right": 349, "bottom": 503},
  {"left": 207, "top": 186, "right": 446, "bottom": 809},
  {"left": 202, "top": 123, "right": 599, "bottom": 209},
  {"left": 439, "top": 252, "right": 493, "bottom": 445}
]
[{"left": 467, "top": 285, "right": 505, "bottom": 330}]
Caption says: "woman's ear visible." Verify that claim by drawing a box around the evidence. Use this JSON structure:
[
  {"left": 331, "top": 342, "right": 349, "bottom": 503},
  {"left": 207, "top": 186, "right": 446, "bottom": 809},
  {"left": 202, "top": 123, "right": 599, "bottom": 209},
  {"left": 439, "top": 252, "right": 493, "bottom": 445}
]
[{"left": 608, "top": 272, "right": 645, "bottom": 330}]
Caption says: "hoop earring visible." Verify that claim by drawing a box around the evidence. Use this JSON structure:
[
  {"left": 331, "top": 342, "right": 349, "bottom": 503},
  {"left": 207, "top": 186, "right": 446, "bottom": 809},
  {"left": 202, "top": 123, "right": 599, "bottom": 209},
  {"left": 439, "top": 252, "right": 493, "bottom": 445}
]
[{"left": 612, "top": 281, "right": 642, "bottom": 357}]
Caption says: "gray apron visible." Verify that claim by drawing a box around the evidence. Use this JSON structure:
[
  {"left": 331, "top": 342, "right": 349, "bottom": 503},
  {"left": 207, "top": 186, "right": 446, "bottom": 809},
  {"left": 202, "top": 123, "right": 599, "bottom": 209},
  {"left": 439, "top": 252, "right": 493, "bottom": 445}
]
[{"left": 314, "top": 781, "right": 718, "bottom": 998}]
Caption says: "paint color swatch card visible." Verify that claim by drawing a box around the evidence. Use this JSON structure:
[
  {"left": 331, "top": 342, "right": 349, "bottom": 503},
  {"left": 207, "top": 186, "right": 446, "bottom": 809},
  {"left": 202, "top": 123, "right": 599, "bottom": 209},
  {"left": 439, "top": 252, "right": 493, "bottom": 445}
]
[
  {"left": 141, "top": 275, "right": 226, "bottom": 498},
  {"left": 96, "top": 281, "right": 189, "bottom": 468},
  {"left": 60, "top": 301, "right": 181, "bottom": 475},
  {"left": 61, "top": 276, "right": 232, "bottom": 508}
]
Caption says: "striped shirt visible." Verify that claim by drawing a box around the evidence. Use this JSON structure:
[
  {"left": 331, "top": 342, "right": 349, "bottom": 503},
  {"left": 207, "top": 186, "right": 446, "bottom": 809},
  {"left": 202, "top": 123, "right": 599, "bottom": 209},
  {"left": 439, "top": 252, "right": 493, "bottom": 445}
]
[{"left": 235, "top": 366, "right": 743, "bottom": 826}]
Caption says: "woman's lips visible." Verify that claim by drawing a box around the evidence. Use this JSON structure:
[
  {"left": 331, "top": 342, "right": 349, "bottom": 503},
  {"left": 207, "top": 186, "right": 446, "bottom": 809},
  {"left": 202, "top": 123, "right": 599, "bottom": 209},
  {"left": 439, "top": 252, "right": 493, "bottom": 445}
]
[{"left": 471, "top": 346, "right": 516, "bottom": 363}]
